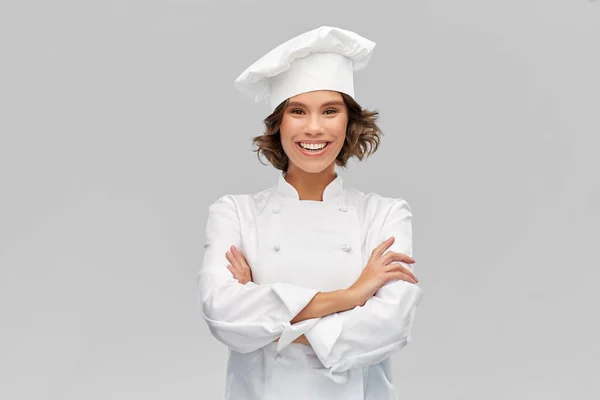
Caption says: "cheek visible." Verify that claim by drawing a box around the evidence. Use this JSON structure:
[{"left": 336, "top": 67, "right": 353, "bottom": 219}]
[
  {"left": 278, "top": 127, "right": 295, "bottom": 153},
  {"left": 279, "top": 119, "right": 295, "bottom": 139},
  {"left": 330, "top": 119, "right": 348, "bottom": 138},
  {"left": 279, "top": 128, "right": 292, "bottom": 145},
  {"left": 281, "top": 117, "right": 301, "bottom": 132},
  {"left": 329, "top": 114, "right": 347, "bottom": 128}
]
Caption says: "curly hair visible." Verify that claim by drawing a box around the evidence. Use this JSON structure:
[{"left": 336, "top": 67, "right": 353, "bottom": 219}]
[{"left": 251, "top": 92, "right": 383, "bottom": 171}]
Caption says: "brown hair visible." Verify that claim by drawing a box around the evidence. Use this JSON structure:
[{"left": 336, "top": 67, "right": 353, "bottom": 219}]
[{"left": 251, "top": 92, "right": 383, "bottom": 171}]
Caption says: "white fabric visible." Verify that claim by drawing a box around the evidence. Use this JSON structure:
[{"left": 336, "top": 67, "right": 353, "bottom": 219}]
[
  {"left": 269, "top": 52, "right": 354, "bottom": 112},
  {"left": 198, "top": 171, "right": 424, "bottom": 399},
  {"left": 234, "top": 25, "right": 376, "bottom": 111}
]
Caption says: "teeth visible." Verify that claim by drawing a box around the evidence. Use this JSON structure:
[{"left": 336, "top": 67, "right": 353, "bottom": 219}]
[{"left": 299, "top": 142, "right": 327, "bottom": 150}]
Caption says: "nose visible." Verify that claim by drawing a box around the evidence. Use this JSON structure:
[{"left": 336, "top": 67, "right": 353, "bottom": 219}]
[{"left": 306, "top": 114, "right": 324, "bottom": 135}]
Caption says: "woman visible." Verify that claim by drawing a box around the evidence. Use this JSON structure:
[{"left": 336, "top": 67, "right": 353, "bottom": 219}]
[{"left": 198, "top": 26, "right": 424, "bottom": 400}]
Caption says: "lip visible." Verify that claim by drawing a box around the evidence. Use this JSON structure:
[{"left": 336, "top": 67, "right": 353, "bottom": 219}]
[
  {"left": 296, "top": 140, "right": 330, "bottom": 144},
  {"left": 295, "top": 141, "right": 332, "bottom": 157}
]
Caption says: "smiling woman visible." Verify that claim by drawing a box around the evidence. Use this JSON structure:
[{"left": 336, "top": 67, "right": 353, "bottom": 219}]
[
  {"left": 254, "top": 90, "right": 383, "bottom": 173},
  {"left": 198, "top": 25, "right": 424, "bottom": 400}
]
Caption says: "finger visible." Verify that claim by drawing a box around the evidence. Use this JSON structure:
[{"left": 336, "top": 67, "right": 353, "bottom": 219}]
[
  {"left": 386, "top": 271, "right": 417, "bottom": 284},
  {"left": 384, "top": 263, "right": 418, "bottom": 282},
  {"left": 233, "top": 248, "right": 249, "bottom": 266},
  {"left": 232, "top": 247, "right": 253, "bottom": 271},
  {"left": 225, "top": 251, "right": 235, "bottom": 265},
  {"left": 231, "top": 245, "right": 244, "bottom": 256},
  {"left": 226, "top": 264, "right": 238, "bottom": 278},
  {"left": 226, "top": 251, "right": 241, "bottom": 270},
  {"left": 229, "top": 253, "right": 248, "bottom": 275},
  {"left": 231, "top": 246, "right": 249, "bottom": 265},
  {"left": 382, "top": 251, "right": 415, "bottom": 265},
  {"left": 228, "top": 264, "right": 246, "bottom": 283},
  {"left": 371, "top": 236, "right": 395, "bottom": 259}
]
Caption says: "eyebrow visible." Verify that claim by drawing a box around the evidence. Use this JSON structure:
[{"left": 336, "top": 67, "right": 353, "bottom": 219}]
[{"left": 287, "top": 100, "right": 345, "bottom": 108}]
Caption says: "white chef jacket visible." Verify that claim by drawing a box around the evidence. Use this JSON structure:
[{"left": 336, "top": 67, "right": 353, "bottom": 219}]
[{"left": 198, "top": 171, "right": 424, "bottom": 400}]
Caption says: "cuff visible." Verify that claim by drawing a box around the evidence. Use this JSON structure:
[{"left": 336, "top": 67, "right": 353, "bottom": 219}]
[
  {"left": 271, "top": 282, "right": 320, "bottom": 319},
  {"left": 269, "top": 282, "right": 320, "bottom": 353},
  {"left": 304, "top": 312, "right": 343, "bottom": 368},
  {"left": 276, "top": 317, "right": 320, "bottom": 353}
]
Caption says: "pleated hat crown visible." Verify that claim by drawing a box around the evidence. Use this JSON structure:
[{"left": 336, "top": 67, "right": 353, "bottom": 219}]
[{"left": 234, "top": 26, "right": 376, "bottom": 111}]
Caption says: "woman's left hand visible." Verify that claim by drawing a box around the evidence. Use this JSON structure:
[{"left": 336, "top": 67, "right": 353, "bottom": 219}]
[{"left": 226, "top": 245, "right": 253, "bottom": 285}]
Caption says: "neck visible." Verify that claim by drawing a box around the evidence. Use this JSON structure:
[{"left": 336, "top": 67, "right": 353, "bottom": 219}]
[{"left": 284, "top": 165, "right": 337, "bottom": 201}]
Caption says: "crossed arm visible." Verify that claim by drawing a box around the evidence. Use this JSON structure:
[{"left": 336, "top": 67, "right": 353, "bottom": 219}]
[
  {"left": 224, "top": 244, "right": 358, "bottom": 345},
  {"left": 198, "top": 195, "right": 423, "bottom": 382},
  {"left": 275, "top": 290, "right": 356, "bottom": 344}
]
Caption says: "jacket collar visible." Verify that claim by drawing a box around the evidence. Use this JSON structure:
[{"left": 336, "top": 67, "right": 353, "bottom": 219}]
[{"left": 276, "top": 171, "right": 344, "bottom": 202}]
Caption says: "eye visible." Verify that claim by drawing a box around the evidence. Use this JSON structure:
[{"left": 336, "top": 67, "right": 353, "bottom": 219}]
[
  {"left": 324, "top": 109, "right": 338, "bottom": 115},
  {"left": 290, "top": 109, "right": 305, "bottom": 114}
]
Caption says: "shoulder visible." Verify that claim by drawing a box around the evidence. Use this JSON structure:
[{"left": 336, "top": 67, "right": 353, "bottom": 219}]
[
  {"left": 207, "top": 186, "right": 274, "bottom": 218},
  {"left": 345, "top": 187, "right": 412, "bottom": 221}
]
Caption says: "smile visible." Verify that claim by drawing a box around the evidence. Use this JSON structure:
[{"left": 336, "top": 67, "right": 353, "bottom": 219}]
[{"left": 295, "top": 142, "right": 332, "bottom": 157}]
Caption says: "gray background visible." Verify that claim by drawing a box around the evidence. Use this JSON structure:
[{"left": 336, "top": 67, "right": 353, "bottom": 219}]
[{"left": 1, "top": 0, "right": 599, "bottom": 399}]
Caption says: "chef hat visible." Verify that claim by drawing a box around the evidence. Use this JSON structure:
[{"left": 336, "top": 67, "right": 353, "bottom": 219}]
[{"left": 234, "top": 26, "right": 376, "bottom": 112}]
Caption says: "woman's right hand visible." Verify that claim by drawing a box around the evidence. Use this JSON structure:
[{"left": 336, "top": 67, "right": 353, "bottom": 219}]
[{"left": 347, "top": 236, "right": 418, "bottom": 307}]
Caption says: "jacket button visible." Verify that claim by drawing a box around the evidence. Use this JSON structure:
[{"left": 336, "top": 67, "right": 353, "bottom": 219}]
[
  {"left": 339, "top": 205, "right": 348, "bottom": 212},
  {"left": 274, "top": 354, "right": 282, "bottom": 362},
  {"left": 272, "top": 207, "right": 281, "bottom": 214},
  {"left": 273, "top": 244, "right": 280, "bottom": 252},
  {"left": 340, "top": 244, "right": 351, "bottom": 252}
]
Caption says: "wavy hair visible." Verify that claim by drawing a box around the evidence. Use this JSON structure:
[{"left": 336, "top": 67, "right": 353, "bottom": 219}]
[{"left": 251, "top": 92, "right": 383, "bottom": 171}]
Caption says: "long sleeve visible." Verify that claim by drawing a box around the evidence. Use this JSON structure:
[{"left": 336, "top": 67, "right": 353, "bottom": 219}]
[
  {"left": 303, "top": 198, "right": 424, "bottom": 383},
  {"left": 197, "top": 195, "right": 321, "bottom": 354}
]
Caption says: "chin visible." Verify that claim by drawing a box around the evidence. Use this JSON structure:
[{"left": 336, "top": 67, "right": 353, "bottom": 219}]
[
  {"left": 300, "top": 166, "right": 330, "bottom": 174},
  {"left": 283, "top": 142, "right": 342, "bottom": 174}
]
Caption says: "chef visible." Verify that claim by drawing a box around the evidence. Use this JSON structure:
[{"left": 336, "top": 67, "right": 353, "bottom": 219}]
[{"left": 198, "top": 26, "right": 424, "bottom": 400}]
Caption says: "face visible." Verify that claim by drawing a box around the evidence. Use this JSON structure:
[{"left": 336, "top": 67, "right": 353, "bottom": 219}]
[{"left": 279, "top": 90, "right": 348, "bottom": 174}]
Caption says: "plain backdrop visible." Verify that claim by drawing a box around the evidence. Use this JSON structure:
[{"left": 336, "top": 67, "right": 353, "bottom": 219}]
[{"left": 1, "top": 0, "right": 599, "bottom": 399}]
